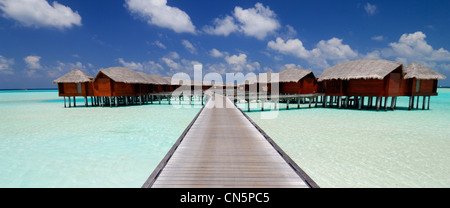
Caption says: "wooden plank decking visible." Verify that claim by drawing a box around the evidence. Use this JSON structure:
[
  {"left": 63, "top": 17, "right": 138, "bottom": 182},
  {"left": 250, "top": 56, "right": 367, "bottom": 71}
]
[{"left": 142, "top": 93, "right": 318, "bottom": 188}]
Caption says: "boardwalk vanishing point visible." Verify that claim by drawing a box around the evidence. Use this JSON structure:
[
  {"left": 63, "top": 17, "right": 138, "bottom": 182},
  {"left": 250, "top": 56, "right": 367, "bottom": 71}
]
[{"left": 143, "top": 93, "right": 319, "bottom": 188}]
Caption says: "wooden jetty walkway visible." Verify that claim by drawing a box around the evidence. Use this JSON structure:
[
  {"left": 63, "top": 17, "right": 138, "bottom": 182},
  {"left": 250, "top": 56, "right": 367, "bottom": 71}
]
[{"left": 143, "top": 93, "right": 318, "bottom": 188}]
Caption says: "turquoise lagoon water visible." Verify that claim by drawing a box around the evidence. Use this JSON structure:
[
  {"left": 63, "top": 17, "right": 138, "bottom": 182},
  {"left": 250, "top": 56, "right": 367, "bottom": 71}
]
[
  {"left": 1, "top": 89, "right": 449, "bottom": 188},
  {"left": 240, "top": 89, "right": 450, "bottom": 188},
  {"left": 0, "top": 90, "right": 200, "bottom": 187}
]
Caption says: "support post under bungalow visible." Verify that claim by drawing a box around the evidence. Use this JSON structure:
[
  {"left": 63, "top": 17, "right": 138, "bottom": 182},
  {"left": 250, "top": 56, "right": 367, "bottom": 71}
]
[
  {"left": 323, "top": 96, "right": 327, "bottom": 108},
  {"left": 416, "top": 96, "right": 419, "bottom": 109},
  {"left": 309, "top": 97, "right": 312, "bottom": 108},
  {"left": 408, "top": 96, "right": 412, "bottom": 110},
  {"left": 68, "top": 96, "right": 71, "bottom": 108},
  {"left": 73, "top": 97, "right": 76, "bottom": 107},
  {"left": 64, "top": 96, "right": 66, "bottom": 108},
  {"left": 115, "top": 97, "right": 118, "bottom": 107},
  {"left": 427, "top": 96, "right": 431, "bottom": 110},
  {"left": 390, "top": 97, "right": 395, "bottom": 110},
  {"left": 422, "top": 96, "right": 426, "bottom": 110},
  {"left": 247, "top": 99, "right": 250, "bottom": 112},
  {"left": 315, "top": 97, "right": 318, "bottom": 108},
  {"left": 384, "top": 97, "right": 388, "bottom": 111},
  {"left": 109, "top": 97, "right": 112, "bottom": 108},
  {"left": 358, "top": 96, "right": 362, "bottom": 110},
  {"left": 376, "top": 97, "right": 381, "bottom": 111},
  {"left": 85, "top": 96, "right": 88, "bottom": 107},
  {"left": 338, "top": 96, "right": 342, "bottom": 109}
]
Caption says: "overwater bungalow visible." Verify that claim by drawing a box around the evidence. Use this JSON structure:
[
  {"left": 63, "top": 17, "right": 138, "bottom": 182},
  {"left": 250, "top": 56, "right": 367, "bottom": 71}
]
[
  {"left": 317, "top": 59, "right": 446, "bottom": 111},
  {"left": 403, "top": 62, "right": 446, "bottom": 110},
  {"left": 317, "top": 59, "right": 405, "bottom": 110},
  {"left": 93, "top": 67, "right": 148, "bottom": 106},
  {"left": 278, "top": 68, "right": 317, "bottom": 94},
  {"left": 241, "top": 68, "right": 317, "bottom": 95},
  {"left": 53, "top": 69, "right": 94, "bottom": 107}
]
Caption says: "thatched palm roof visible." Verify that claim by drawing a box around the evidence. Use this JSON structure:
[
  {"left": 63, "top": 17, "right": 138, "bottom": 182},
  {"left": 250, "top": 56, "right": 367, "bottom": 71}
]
[
  {"left": 404, "top": 63, "right": 446, "bottom": 80},
  {"left": 317, "top": 59, "right": 402, "bottom": 81},
  {"left": 148, "top": 75, "right": 170, "bottom": 85},
  {"left": 98, "top": 67, "right": 147, "bottom": 84},
  {"left": 279, "top": 68, "right": 314, "bottom": 82},
  {"left": 243, "top": 68, "right": 313, "bottom": 84},
  {"left": 53, "top": 69, "right": 93, "bottom": 84},
  {"left": 137, "top": 72, "right": 159, "bottom": 84}
]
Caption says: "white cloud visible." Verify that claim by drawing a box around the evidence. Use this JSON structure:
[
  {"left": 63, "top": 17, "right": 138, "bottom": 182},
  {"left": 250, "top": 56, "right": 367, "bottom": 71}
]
[
  {"left": 364, "top": 50, "right": 381, "bottom": 59},
  {"left": 316, "top": 38, "right": 358, "bottom": 60},
  {"left": 225, "top": 53, "right": 247, "bottom": 65},
  {"left": 125, "top": 0, "right": 196, "bottom": 34},
  {"left": 364, "top": 3, "right": 377, "bottom": 16},
  {"left": 210, "top": 48, "right": 224, "bottom": 58},
  {"left": 268, "top": 37, "right": 358, "bottom": 68},
  {"left": 166, "top": 51, "right": 180, "bottom": 60},
  {"left": 118, "top": 58, "right": 165, "bottom": 75},
  {"left": 381, "top": 31, "right": 450, "bottom": 63},
  {"left": 283, "top": 63, "right": 303, "bottom": 70},
  {"left": 181, "top": 40, "right": 197, "bottom": 54},
  {"left": 0, "top": 55, "right": 14, "bottom": 75},
  {"left": 234, "top": 3, "right": 280, "bottom": 40},
  {"left": 118, "top": 58, "right": 144, "bottom": 71},
  {"left": 203, "top": 3, "right": 280, "bottom": 40},
  {"left": 46, "top": 61, "right": 94, "bottom": 78},
  {"left": 371, "top": 35, "right": 384, "bottom": 41},
  {"left": 161, "top": 57, "right": 180, "bottom": 70},
  {"left": 267, "top": 37, "right": 311, "bottom": 59},
  {"left": 154, "top": 40, "right": 166, "bottom": 49},
  {"left": 24, "top": 55, "right": 42, "bottom": 69},
  {"left": 0, "top": 0, "right": 81, "bottom": 29},
  {"left": 203, "top": 15, "right": 238, "bottom": 36}
]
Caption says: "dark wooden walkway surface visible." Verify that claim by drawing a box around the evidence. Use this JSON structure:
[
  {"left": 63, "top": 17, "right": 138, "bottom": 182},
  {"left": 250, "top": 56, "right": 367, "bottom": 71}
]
[{"left": 143, "top": 93, "right": 318, "bottom": 188}]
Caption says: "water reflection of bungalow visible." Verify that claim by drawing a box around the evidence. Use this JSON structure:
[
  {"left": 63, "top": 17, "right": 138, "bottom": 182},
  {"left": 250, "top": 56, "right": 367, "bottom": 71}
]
[{"left": 53, "top": 69, "right": 94, "bottom": 107}]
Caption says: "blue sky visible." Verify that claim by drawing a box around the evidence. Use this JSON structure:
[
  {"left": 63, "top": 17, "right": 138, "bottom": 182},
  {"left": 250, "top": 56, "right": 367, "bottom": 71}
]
[{"left": 0, "top": 0, "right": 449, "bottom": 89}]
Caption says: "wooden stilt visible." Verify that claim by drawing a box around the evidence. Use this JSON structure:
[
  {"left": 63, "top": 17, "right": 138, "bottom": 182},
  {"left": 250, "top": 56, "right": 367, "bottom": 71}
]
[
  {"left": 90, "top": 97, "right": 94, "bottom": 106},
  {"left": 115, "top": 97, "right": 118, "bottom": 107},
  {"left": 323, "top": 96, "right": 327, "bottom": 108},
  {"left": 85, "top": 96, "right": 88, "bottom": 107},
  {"left": 287, "top": 99, "right": 290, "bottom": 110},
  {"left": 345, "top": 96, "right": 349, "bottom": 108},
  {"left": 416, "top": 96, "right": 419, "bottom": 109},
  {"left": 64, "top": 96, "right": 66, "bottom": 108},
  {"left": 315, "top": 97, "right": 318, "bottom": 107},
  {"left": 309, "top": 97, "right": 312, "bottom": 108},
  {"left": 262, "top": 100, "right": 264, "bottom": 111},
  {"left": 384, "top": 97, "right": 388, "bottom": 111},
  {"left": 390, "top": 97, "right": 395, "bottom": 110},
  {"left": 408, "top": 96, "right": 412, "bottom": 110},
  {"left": 247, "top": 100, "right": 250, "bottom": 112},
  {"left": 376, "top": 97, "right": 380, "bottom": 111},
  {"left": 338, "top": 96, "right": 342, "bottom": 109},
  {"left": 422, "top": 96, "right": 426, "bottom": 110},
  {"left": 109, "top": 97, "right": 112, "bottom": 108},
  {"left": 73, "top": 97, "right": 76, "bottom": 107},
  {"left": 427, "top": 96, "right": 431, "bottom": 110},
  {"left": 69, "top": 96, "right": 72, "bottom": 108},
  {"left": 361, "top": 97, "right": 365, "bottom": 109},
  {"left": 358, "top": 96, "right": 362, "bottom": 110}
]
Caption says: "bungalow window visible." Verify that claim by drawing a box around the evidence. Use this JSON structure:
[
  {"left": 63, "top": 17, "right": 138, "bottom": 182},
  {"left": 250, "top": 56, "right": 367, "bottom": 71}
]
[
  {"left": 77, "top": 83, "right": 82, "bottom": 94},
  {"left": 416, "top": 80, "right": 421, "bottom": 92}
]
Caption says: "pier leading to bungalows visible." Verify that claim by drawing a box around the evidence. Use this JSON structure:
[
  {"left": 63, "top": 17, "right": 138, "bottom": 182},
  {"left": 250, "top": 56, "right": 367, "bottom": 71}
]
[{"left": 142, "top": 93, "right": 318, "bottom": 188}]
